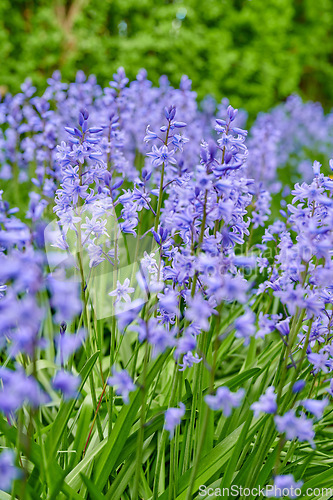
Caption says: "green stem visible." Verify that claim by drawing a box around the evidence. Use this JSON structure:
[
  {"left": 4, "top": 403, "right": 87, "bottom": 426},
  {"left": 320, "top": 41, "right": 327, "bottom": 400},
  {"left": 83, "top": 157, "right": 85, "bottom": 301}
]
[
  {"left": 185, "top": 406, "right": 210, "bottom": 500},
  {"left": 185, "top": 310, "right": 221, "bottom": 499},
  {"left": 153, "top": 364, "right": 180, "bottom": 499},
  {"left": 133, "top": 341, "right": 150, "bottom": 499}
]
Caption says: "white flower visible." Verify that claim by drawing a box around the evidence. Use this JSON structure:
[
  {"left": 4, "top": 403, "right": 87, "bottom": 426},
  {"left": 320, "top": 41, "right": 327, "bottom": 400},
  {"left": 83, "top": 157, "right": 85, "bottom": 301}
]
[{"left": 109, "top": 278, "right": 135, "bottom": 303}]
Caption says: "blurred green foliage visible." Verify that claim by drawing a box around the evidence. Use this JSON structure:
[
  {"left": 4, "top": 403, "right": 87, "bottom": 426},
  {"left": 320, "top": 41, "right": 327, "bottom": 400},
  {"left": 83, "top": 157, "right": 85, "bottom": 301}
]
[{"left": 1, "top": 0, "right": 333, "bottom": 115}]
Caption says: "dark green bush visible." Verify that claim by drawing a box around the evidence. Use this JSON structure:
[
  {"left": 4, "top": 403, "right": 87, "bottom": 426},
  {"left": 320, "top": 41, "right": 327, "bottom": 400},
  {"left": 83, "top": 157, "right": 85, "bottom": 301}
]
[{"left": 1, "top": 0, "right": 333, "bottom": 116}]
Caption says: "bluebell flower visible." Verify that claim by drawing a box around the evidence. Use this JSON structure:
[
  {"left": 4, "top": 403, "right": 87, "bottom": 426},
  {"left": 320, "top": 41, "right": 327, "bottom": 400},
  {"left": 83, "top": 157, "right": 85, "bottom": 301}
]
[
  {"left": 149, "top": 322, "right": 176, "bottom": 356},
  {"left": 312, "top": 160, "right": 321, "bottom": 176},
  {"left": 275, "top": 285, "right": 305, "bottom": 316},
  {"left": 326, "top": 378, "right": 333, "bottom": 397},
  {"left": 275, "top": 317, "right": 290, "bottom": 337},
  {"left": 234, "top": 310, "right": 256, "bottom": 346},
  {"left": 48, "top": 276, "right": 82, "bottom": 323},
  {"left": 81, "top": 216, "right": 109, "bottom": 238},
  {"left": 87, "top": 241, "right": 105, "bottom": 268},
  {"left": 164, "top": 403, "right": 185, "bottom": 439},
  {"left": 178, "top": 352, "right": 202, "bottom": 371},
  {"left": 266, "top": 474, "right": 303, "bottom": 498},
  {"left": 301, "top": 398, "right": 329, "bottom": 419},
  {"left": 174, "top": 332, "right": 197, "bottom": 359},
  {"left": 185, "top": 294, "right": 214, "bottom": 331},
  {"left": 307, "top": 349, "right": 330, "bottom": 374},
  {"left": 144, "top": 125, "right": 158, "bottom": 143},
  {"left": 274, "top": 410, "right": 315, "bottom": 447},
  {"left": 0, "top": 450, "right": 20, "bottom": 492},
  {"left": 119, "top": 218, "right": 138, "bottom": 236},
  {"left": 164, "top": 105, "right": 176, "bottom": 122},
  {"left": 205, "top": 387, "right": 245, "bottom": 416},
  {"left": 147, "top": 145, "right": 177, "bottom": 168},
  {"left": 256, "top": 313, "right": 281, "bottom": 339},
  {"left": 157, "top": 288, "right": 180, "bottom": 316},
  {"left": 53, "top": 370, "right": 81, "bottom": 400},
  {"left": 292, "top": 380, "right": 306, "bottom": 393},
  {"left": 55, "top": 328, "right": 86, "bottom": 366},
  {"left": 172, "top": 134, "right": 189, "bottom": 152},
  {"left": 251, "top": 386, "right": 277, "bottom": 417},
  {"left": 0, "top": 367, "right": 49, "bottom": 414},
  {"left": 115, "top": 299, "right": 145, "bottom": 331},
  {"left": 107, "top": 368, "right": 136, "bottom": 404},
  {"left": 109, "top": 67, "right": 129, "bottom": 91},
  {"left": 109, "top": 278, "right": 135, "bottom": 304}
]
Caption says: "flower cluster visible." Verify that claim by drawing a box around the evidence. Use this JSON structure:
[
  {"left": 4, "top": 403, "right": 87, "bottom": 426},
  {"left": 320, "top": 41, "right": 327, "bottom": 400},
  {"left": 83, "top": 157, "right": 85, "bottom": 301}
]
[{"left": 0, "top": 69, "right": 333, "bottom": 495}]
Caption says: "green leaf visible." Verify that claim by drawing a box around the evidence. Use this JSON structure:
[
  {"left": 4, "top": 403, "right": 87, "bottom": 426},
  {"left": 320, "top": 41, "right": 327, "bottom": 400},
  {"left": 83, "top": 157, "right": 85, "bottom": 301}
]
[
  {"left": 69, "top": 402, "right": 93, "bottom": 468},
  {"left": 45, "top": 351, "right": 100, "bottom": 460},
  {"left": 218, "top": 368, "right": 262, "bottom": 390},
  {"left": 160, "top": 417, "right": 264, "bottom": 500},
  {"left": 220, "top": 412, "right": 253, "bottom": 491},
  {"left": 66, "top": 440, "right": 106, "bottom": 490},
  {"left": 302, "top": 467, "right": 333, "bottom": 492},
  {"left": 0, "top": 492, "right": 11, "bottom": 500},
  {"left": 0, "top": 416, "right": 82, "bottom": 499},
  {"left": 255, "top": 445, "right": 278, "bottom": 490},
  {"left": 94, "top": 350, "right": 170, "bottom": 490},
  {"left": 105, "top": 439, "right": 155, "bottom": 500},
  {"left": 80, "top": 473, "right": 105, "bottom": 500}
]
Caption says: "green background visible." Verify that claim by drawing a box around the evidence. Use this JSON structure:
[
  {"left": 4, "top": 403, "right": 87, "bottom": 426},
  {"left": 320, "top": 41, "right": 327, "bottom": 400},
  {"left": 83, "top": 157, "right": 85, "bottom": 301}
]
[{"left": 1, "top": 0, "right": 333, "bottom": 116}]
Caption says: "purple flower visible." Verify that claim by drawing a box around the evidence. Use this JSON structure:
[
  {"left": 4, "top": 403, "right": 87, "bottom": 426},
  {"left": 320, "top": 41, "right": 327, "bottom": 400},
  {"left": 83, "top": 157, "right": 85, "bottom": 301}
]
[
  {"left": 172, "top": 134, "right": 189, "bottom": 152},
  {"left": 174, "top": 332, "right": 196, "bottom": 359},
  {"left": 251, "top": 386, "right": 277, "bottom": 417},
  {"left": 276, "top": 317, "right": 290, "bottom": 337},
  {"left": 205, "top": 387, "right": 245, "bottom": 416},
  {"left": 158, "top": 288, "right": 180, "bottom": 316},
  {"left": 144, "top": 125, "right": 158, "bottom": 143},
  {"left": 53, "top": 371, "right": 81, "bottom": 400},
  {"left": 308, "top": 350, "right": 330, "bottom": 374},
  {"left": 274, "top": 410, "right": 315, "bottom": 447},
  {"left": 301, "top": 398, "right": 329, "bottom": 419},
  {"left": 275, "top": 285, "right": 304, "bottom": 316},
  {"left": 185, "top": 294, "right": 214, "bottom": 331},
  {"left": 234, "top": 310, "right": 256, "bottom": 346},
  {"left": 0, "top": 450, "right": 20, "bottom": 492},
  {"left": 48, "top": 276, "right": 82, "bottom": 323},
  {"left": 312, "top": 160, "right": 321, "bottom": 176},
  {"left": 257, "top": 257, "right": 269, "bottom": 273},
  {"left": 214, "top": 274, "right": 250, "bottom": 304},
  {"left": 266, "top": 474, "right": 303, "bottom": 498},
  {"left": 178, "top": 352, "right": 202, "bottom": 371},
  {"left": 149, "top": 322, "right": 176, "bottom": 356},
  {"left": 115, "top": 299, "right": 145, "bottom": 331},
  {"left": 165, "top": 403, "right": 185, "bottom": 439},
  {"left": 107, "top": 367, "right": 136, "bottom": 404},
  {"left": 147, "top": 145, "right": 177, "bottom": 167},
  {"left": 0, "top": 367, "right": 49, "bottom": 413},
  {"left": 256, "top": 313, "right": 281, "bottom": 339},
  {"left": 326, "top": 378, "right": 333, "bottom": 397},
  {"left": 292, "top": 380, "right": 306, "bottom": 393},
  {"left": 164, "top": 105, "right": 176, "bottom": 121},
  {"left": 56, "top": 328, "right": 86, "bottom": 365}
]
